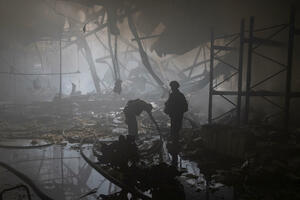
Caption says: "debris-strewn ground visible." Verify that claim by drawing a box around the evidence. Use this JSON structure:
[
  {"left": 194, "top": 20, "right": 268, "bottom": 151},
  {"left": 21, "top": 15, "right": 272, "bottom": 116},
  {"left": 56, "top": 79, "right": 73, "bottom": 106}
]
[
  {"left": 179, "top": 124, "right": 300, "bottom": 200},
  {"left": 1, "top": 97, "right": 300, "bottom": 200}
]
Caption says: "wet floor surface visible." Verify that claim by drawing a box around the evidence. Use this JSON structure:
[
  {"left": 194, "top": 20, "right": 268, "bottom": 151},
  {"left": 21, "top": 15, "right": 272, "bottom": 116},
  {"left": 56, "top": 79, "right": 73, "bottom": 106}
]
[
  {"left": 0, "top": 139, "right": 237, "bottom": 200},
  {"left": 0, "top": 136, "right": 238, "bottom": 200},
  {"left": 0, "top": 139, "right": 120, "bottom": 200}
]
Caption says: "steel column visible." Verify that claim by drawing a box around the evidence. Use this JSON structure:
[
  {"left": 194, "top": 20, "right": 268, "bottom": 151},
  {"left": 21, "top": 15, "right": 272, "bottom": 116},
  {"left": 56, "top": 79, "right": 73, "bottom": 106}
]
[
  {"left": 59, "top": 39, "right": 62, "bottom": 100},
  {"left": 208, "top": 29, "right": 214, "bottom": 124},
  {"left": 285, "top": 8, "right": 295, "bottom": 129},
  {"left": 237, "top": 19, "right": 245, "bottom": 125},
  {"left": 245, "top": 17, "right": 254, "bottom": 123}
]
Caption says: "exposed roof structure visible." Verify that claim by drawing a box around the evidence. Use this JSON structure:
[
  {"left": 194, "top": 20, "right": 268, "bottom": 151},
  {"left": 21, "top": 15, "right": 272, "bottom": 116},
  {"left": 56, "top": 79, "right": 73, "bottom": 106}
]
[{"left": 1, "top": 0, "right": 299, "bottom": 54}]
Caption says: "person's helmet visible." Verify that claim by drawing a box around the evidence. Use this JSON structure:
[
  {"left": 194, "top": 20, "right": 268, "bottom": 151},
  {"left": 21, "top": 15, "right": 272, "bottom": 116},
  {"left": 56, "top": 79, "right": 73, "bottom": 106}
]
[{"left": 169, "top": 81, "right": 180, "bottom": 89}]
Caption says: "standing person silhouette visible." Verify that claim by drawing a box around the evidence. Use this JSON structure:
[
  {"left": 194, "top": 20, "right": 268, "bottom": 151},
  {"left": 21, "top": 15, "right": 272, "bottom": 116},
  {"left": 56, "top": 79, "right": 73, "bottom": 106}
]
[{"left": 164, "top": 81, "right": 188, "bottom": 165}]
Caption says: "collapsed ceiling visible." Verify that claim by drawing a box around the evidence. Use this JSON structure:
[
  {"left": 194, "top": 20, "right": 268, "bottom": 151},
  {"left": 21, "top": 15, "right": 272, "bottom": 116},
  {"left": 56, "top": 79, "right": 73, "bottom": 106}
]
[
  {"left": 0, "top": 0, "right": 299, "bottom": 105},
  {"left": 0, "top": 0, "right": 299, "bottom": 56}
]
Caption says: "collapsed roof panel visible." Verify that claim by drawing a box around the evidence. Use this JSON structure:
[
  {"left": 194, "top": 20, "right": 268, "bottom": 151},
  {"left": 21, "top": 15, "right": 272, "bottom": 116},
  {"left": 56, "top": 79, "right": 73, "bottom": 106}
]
[{"left": 0, "top": 0, "right": 65, "bottom": 47}]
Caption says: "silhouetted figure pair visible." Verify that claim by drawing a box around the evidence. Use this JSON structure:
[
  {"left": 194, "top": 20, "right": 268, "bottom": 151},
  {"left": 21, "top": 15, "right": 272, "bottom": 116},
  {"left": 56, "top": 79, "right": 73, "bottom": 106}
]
[
  {"left": 123, "top": 99, "right": 153, "bottom": 139},
  {"left": 164, "top": 81, "right": 188, "bottom": 165}
]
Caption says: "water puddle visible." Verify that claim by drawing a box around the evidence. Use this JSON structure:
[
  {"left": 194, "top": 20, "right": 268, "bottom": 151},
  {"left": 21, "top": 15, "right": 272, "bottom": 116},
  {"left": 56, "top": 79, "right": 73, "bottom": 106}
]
[
  {"left": 0, "top": 139, "right": 235, "bottom": 200},
  {"left": 0, "top": 139, "right": 120, "bottom": 200}
]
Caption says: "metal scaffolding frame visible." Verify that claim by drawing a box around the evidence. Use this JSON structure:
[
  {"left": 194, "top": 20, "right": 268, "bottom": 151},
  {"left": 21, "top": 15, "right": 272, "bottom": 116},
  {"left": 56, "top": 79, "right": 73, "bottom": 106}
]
[
  {"left": 208, "top": 19, "right": 245, "bottom": 125},
  {"left": 208, "top": 9, "right": 300, "bottom": 128}
]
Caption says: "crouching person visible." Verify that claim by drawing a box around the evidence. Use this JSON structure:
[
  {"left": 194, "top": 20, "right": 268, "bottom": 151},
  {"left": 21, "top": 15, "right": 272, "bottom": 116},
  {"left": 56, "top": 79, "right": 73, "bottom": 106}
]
[{"left": 123, "top": 99, "right": 153, "bottom": 139}]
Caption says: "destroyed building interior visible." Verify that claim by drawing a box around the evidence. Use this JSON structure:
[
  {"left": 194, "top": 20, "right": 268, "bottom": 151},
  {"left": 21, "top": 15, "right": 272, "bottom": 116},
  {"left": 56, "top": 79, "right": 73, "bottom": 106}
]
[{"left": 1, "top": 0, "right": 300, "bottom": 199}]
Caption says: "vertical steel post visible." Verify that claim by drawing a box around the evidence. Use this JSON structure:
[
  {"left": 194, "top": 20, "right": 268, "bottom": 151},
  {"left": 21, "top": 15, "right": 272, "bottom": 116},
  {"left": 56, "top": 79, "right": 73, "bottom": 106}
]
[
  {"left": 59, "top": 38, "right": 62, "bottom": 100},
  {"left": 208, "top": 29, "right": 214, "bottom": 124},
  {"left": 245, "top": 17, "right": 254, "bottom": 123},
  {"left": 237, "top": 19, "right": 245, "bottom": 125},
  {"left": 285, "top": 8, "right": 295, "bottom": 129}
]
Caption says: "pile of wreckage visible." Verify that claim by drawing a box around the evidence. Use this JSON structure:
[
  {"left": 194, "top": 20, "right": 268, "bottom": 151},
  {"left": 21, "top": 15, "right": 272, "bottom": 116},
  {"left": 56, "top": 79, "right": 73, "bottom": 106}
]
[{"left": 179, "top": 124, "right": 300, "bottom": 200}]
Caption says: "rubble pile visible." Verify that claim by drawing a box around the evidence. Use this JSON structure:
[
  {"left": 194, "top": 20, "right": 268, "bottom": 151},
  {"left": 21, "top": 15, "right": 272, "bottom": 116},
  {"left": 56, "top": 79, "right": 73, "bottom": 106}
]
[
  {"left": 92, "top": 131, "right": 186, "bottom": 200},
  {"left": 179, "top": 124, "right": 300, "bottom": 200}
]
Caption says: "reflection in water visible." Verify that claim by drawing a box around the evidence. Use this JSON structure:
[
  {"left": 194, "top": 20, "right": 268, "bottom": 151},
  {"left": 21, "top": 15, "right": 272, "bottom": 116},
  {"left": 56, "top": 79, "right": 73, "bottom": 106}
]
[
  {"left": 0, "top": 140, "right": 120, "bottom": 200},
  {"left": 0, "top": 140, "right": 234, "bottom": 200}
]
